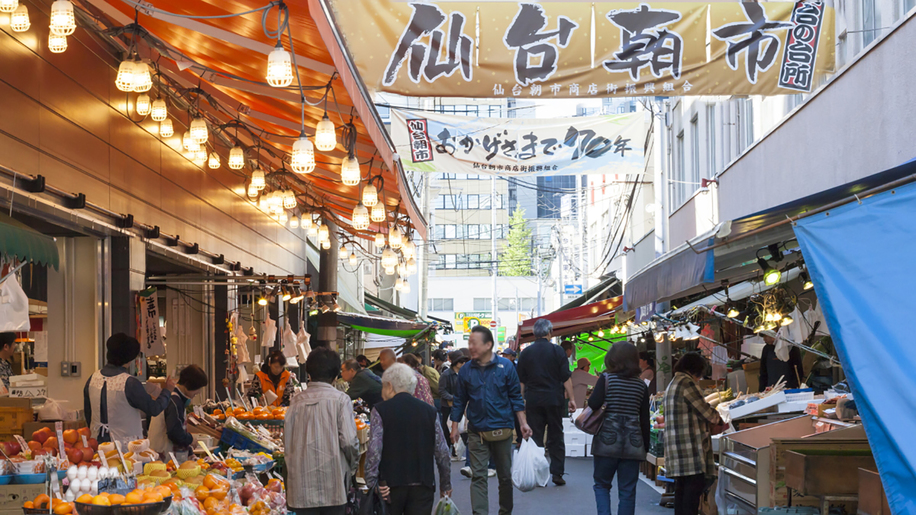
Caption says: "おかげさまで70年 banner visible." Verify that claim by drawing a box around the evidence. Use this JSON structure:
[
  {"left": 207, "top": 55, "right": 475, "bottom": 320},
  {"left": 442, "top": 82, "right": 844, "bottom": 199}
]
[
  {"left": 390, "top": 109, "right": 647, "bottom": 177},
  {"left": 326, "top": 1, "right": 834, "bottom": 97}
]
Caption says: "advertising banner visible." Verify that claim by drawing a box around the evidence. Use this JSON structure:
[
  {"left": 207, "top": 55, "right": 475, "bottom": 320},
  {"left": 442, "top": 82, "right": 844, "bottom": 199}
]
[
  {"left": 138, "top": 287, "right": 165, "bottom": 357},
  {"left": 391, "top": 109, "right": 646, "bottom": 176},
  {"left": 328, "top": 1, "right": 835, "bottom": 98}
]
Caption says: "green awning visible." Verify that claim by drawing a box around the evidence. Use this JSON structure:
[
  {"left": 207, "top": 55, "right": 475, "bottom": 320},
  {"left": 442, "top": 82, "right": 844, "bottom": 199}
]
[
  {"left": 0, "top": 215, "right": 59, "bottom": 270},
  {"left": 364, "top": 292, "right": 420, "bottom": 320},
  {"left": 337, "top": 312, "right": 431, "bottom": 337}
]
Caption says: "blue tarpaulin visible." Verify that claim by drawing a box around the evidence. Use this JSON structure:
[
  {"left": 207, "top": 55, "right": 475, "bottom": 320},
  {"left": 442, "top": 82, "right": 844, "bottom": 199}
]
[{"left": 795, "top": 181, "right": 916, "bottom": 514}]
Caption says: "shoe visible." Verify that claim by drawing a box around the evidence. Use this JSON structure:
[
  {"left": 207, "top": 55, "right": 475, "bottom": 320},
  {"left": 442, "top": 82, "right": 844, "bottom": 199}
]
[
  {"left": 488, "top": 469, "right": 497, "bottom": 477},
  {"left": 552, "top": 475, "right": 566, "bottom": 486},
  {"left": 460, "top": 467, "right": 472, "bottom": 478}
]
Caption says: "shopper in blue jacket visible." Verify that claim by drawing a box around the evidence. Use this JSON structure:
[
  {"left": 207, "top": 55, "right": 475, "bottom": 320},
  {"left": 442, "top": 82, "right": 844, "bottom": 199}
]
[{"left": 451, "top": 325, "right": 531, "bottom": 515}]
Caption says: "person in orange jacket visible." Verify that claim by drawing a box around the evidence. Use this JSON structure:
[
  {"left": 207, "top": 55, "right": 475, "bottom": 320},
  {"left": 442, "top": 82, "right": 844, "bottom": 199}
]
[{"left": 249, "top": 350, "right": 292, "bottom": 407}]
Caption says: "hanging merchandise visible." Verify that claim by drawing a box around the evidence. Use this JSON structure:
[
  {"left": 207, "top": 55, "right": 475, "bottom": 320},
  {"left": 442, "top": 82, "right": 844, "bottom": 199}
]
[
  {"left": 296, "top": 325, "right": 311, "bottom": 364},
  {"left": 0, "top": 268, "right": 29, "bottom": 332},
  {"left": 232, "top": 312, "right": 251, "bottom": 364},
  {"left": 137, "top": 287, "right": 165, "bottom": 356},
  {"left": 281, "top": 320, "right": 297, "bottom": 360},
  {"left": 261, "top": 317, "right": 277, "bottom": 348}
]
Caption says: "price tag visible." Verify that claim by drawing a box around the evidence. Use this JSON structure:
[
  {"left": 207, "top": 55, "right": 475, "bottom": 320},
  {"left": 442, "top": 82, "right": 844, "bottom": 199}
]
[
  {"left": 13, "top": 434, "right": 30, "bottom": 457},
  {"left": 194, "top": 406, "right": 204, "bottom": 418},
  {"left": 168, "top": 452, "right": 179, "bottom": 469},
  {"left": 81, "top": 435, "right": 89, "bottom": 448},
  {"left": 55, "top": 422, "right": 66, "bottom": 465},
  {"left": 98, "top": 449, "right": 109, "bottom": 469},
  {"left": 114, "top": 441, "right": 130, "bottom": 476},
  {"left": 198, "top": 441, "right": 216, "bottom": 461},
  {"left": 225, "top": 387, "right": 235, "bottom": 409}
]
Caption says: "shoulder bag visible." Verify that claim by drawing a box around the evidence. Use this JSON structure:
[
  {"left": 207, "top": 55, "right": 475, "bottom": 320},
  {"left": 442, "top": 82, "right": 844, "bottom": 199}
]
[{"left": 574, "top": 373, "right": 607, "bottom": 435}]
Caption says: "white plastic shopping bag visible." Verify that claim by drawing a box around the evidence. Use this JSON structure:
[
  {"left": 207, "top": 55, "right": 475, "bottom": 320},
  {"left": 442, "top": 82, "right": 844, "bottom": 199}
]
[
  {"left": 281, "top": 321, "right": 297, "bottom": 359},
  {"left": 434, "top": 495, "right": 460, "bottom": 515},
  {"left": 0, "top": 275, "right": 30, "bottom": 332},
  {"left": 511, "top": 438, "right": 550, "bottom": 492}
]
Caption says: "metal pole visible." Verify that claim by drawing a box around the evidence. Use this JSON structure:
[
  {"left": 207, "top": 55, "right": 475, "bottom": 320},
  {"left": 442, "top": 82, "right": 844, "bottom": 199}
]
[
  {"left": 317, "top": 221, "right": 339, "bottom": 350},
  {"left": 419, "top": 173, "right": 431, "bottom": 321},
  {"left": 577, "top": 175, "right": 587, "bottom": 291},
  {"left": 491, "top": 176, "right": 498, "bottom": 333},
  {"left": 536, "top": 248, "right": 543, "bottom": 316}
]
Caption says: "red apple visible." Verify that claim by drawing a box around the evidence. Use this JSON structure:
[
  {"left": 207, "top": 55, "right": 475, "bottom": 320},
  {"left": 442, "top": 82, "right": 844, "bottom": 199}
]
[
  {"left": 87, "top": 438, "right": 98, "bottom": 451},
  {"left": 77, "top": 427, "right": 90, "bottom": 438},
  {"left": 27, "top": 441, "right": 41, "bottom": 452},
  {"left": 66, "top": 448, "right": 82, "bottom": 465},
  {"left": 32, "top": 448, "right": 50, "bottom": 457},
  {"left": 80, "top": 447, "right": 94, "bottom": 463},
  {"left": 64, "top": 442, "right": 73, "bottom": 451},
  {"left": 43, "top": 437, "right": 58, "bottom": 450},
  {"left": 7, "top": 441, "right": 20, "bottom": 455},
  {"left": 32, "top": 429, "right": 50, "bottom": 444},
  {"left": 0, "top": 441, "right": 15, "bottom": 457},
  {"left": 62, "top": 429, "right": 79, "bottom": 446}
]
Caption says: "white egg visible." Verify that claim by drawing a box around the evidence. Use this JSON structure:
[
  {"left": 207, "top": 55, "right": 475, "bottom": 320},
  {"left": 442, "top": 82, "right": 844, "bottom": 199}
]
[
  {"left": 70, "top": 478, "right": 83, "bottom": 494},
  {"left": 65, "top": 488, "right": 76, "bottom": 502},
  {"left": 89, "top": 481, "right": 98, "bottom": 496},
  {"left": 67, "top": 465, "right": 79, "bottom": 480},
  {"left": 97, "top": 467, "right": 109, "bottom": 479},
  {"left": 87, "top": 466, "right": 98, "bottom": 480},
  {"left": 77, "top": 465, "right": 88, "bottom": 479}
]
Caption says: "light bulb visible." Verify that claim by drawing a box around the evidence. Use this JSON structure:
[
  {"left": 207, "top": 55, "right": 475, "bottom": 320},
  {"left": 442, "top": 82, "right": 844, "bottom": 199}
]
[
  {"left": 301, "top": 214, "right": 313, "bottom": 231},
  {"left": 780, "top": 315, "right": 794, "bottom": 326},
  {"left": 407, "top": 258, "right": 417, "bottom": 275},
  {"left": 727, "top": 307, "right": 740, "bottom": 318},
  {"left": 228, "top": 146, "right": 245, "bottom": 170},
  {"left": 341, "top": 155, "right": 360, "bottom": 186},
  {"left": 281, "top": 287, "right": 292, "bottom": 302},
  {"left": 290, "top": 135, "right": 315, "bottom": 174},
  {"left": 135, "top": 93, "right": 151, "bottom": 116},
  {"left": 49, "top": 0, "right": 76, "bottom": 36},
  {"left": 182, "top": 131, "right": 193, "bottom": 151},
  {"left": 402, "top": 281, "right": 410, "bottom": 294},
  {"left": 402, "top": 239, "right": 416, "bottom": 260},
  {"left": 115, "top": 59, "right": 136, "bottom": 91},
  {"left": 321, "top": 239, "right": 331, "bottom": 250},
  {"left": 151, "top": 98, "right": 167, "bottom": 121},
  {"left": 289, "top": 215, "right": 299, "bottom": 229},
  {"left": 384, "top": 266, "right": 396, "bottom": 276},
  {"left": 307, "top": 224, "right": 318, "bottom": 238},
  {"left": 339, "top": 245, "right": 347, "bottom": 259},
  {"left": 370, "top": 202, "right": 386, "bottom": 223},
  {"left": 389, "top": 225, "right": 402, "bottom": 249},
  {"left": 763, "top": 268, "right": 781, "bottom": 286},
  {"left": 266, "top": 44, "right": 293, "bottom": 87},
  {"left": 0, "top": 0, "right": 18, "bottom": 14},
  {"left": 159, "top": 119, "right": 173, "bottom": 137},
  {"left": 258, "top": 295, "right": 268, "bottom": 306},
  {"left": 250, "top": 168, "right": 266, "bottom": 190},
  {"left": 381, "top": 245, "right": 398, "bottom": 269},
  {"left": 48, "top": 33, "right": 68, "bottom": 54},
  {"left": 375, "top": 233, "right": 386, "bottom": 247},
  {"left": 352, "top": 202, "right": 369, "bottom": 230},
  {"left": 397, "top": 262, "right": 407, "bottom": 276},
  {"left": 193, "top": 149, "right": 207, "bottom": 165},
  {"left": 190, "top": 117, "right": 208, "bottom": 143},
  {"left": 314, "top": 113, "right": 336, "bottom": 151},
  {"left": 132, "top": 62, "right": 152, "bottom": 93},
  {"left": 598, "top": 329, "right": 605, "bottom": 337},
  {"left": 283, "top": 190, "right": 297, "bottom": 210},
  {"left": 362, "top": 183, "right": 378, "bottom": 207},
  {"left": 247, "top": 184, "right": 258, "bottom": 200},
  {"left": 278, "top": 211, "right": 288, "bottom": 225},
  {"left": 395, "top": 278, "right": 403, "bottom": 292},
  {"left": 318, "top": 224, "right": 329, "bottom": 242},
  {"left": 10, "top": 4, "right": 29, "bottom": 32},
  {"left": 208, "top": 152, "right": 220, "bottom": 169},
  {"left": 349, "top": 252, "right": 358, "bottom": 267}
]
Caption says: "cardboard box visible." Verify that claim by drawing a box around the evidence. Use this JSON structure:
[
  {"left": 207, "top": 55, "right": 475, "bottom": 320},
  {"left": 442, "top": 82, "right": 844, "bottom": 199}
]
[
  {"left": 0, "top": 399, "right": 33, "bottom": 437},
  {"left": 565, "top": 444, "right": 587, "bottom": 457},
  {"left": 0, "top": 483, "right": 46, "bottom": 511},
  {"left": 564, "top": 430, "right": 588, "bottom": 446},
  {"left": 22, "top": 420, "right": 86, "bottom": 439},
  {"left": 742, "top": 361, "right": 761, "bottom": 393}
]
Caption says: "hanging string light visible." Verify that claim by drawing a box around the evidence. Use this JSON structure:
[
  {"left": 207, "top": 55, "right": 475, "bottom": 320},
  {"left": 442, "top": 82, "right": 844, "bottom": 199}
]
[
  {"left": 151, "top": 98, "right": 167, "bottom": 121},
  {"left": 381, "top": 245, "right": 398, "bottom": 269},
  {"left": 384, "top": 266, "right": 396, "bottom": 276},
  {"left": 0, "top": 0, "right": 18, "bottom": 13},
  {"left": 247, "top": 183, "right": 258, "bottom": 200},
  {"left": 389, "top": 225, "right": 403, "bottom": 249},
  {"left": 283, "top": 189, "right": 297, "bottom": 210},
  {"left": 362, "top": 182, "right": 378, "bottom": 207},
  {"left": 132, "top": 61, "right": 153, "bottom": 93},
  {"left": 135, "top": 94, "right": 151, "bottom": 116},
  {"left": 402, "top": 239, "right": 416, "bottom": 261},
  {"left": 208, "top": 152, "right": 220, "bottom": 169},
  {"left": 251, "top": 167, "right": 266, "bottom": 190},
  {"left": 11, "top": 4, "right": 30, "bottom": 32},
  {"left": 278, "top": 211, "right": 288, "bottom": 225},
  {"left": 318, "top": 223, "right": 330, "bottom": 243},
  {"left": 397, "top": 262, "right": 407, "bottom": 276},
  {"left": 352, "top": 202, "right": 370, "bottom": 231},
  {"left": 228, "top": 146, "right": 245, "bottom": 170},
  {"left": 370, "top": 202, "right": 386, "bottom": 223},
  {"left": 182, "top": 131, "right": 194, "bottom": 151},
  {"left": 48, "top": 33, "right": 68, "bottom": 54},
  {"left": 301, "top": 213, "right": 313, "bottom": 232},
  {"left": 115, "top": 60, "right": 137, "bottom": 92},
  {"left": 159, "top": 119, "right": 173, "bottom": 137},
  {"left": 290, "top": 135, "right": 315, "bottom": 174},
  {"left": 341, "top": 156, "right": 360, "bottom": 186},
  {"left": 349, "top": 251, "right": 358, "bottom": 267},
  {"left": 190, "top": 117, "right": 208, "bottom": 143},
  {"left": 375, "top": 233, "right": 386, "bottom": 248},
  {"left": 321, "top": 239, "right": 331, "bottom": 250},
  {"left": 307, "top": 222, "right": 318, "bottom": 239},
  {"left": 266, "top": 43, "right": 293, "bottom": 87},
  {"left": 315, "top": 113, "right": 336, "bottom": 151},
  {"left": 394, "top": 278, "right": 403, "bottom": 292},
  {"left": 289, "top": 215, "right": 299, "bottom": 229},
  {"left": 339, "top": 245, "right": 347, "bottom": 260},
  {"left": 49, "top": 0, "right": 76, "bottom": 36},
  {"left": 192, "top": 150, "right": 207, "bottom": 166},
  {"left": 407, "top": 258, "right": 417, "bottom": 275}
]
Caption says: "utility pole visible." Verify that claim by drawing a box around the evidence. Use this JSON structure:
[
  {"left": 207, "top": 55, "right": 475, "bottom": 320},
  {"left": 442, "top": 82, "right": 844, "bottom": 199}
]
[
  {"left": 536, "top": 247, "right": 543, "bottom": 316},
  {"left": 419, "top": 173, "right": 431, "bottom": 321},
  {"left": 491, "top": 175, "right": 498, "bottom": 334},
  {"left": 577, "top": 175, "right": 587, "bottom": 291}
]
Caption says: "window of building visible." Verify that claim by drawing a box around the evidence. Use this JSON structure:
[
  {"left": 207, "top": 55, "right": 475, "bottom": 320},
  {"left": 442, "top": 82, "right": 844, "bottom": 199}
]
[
  {"left": 536, "top": 176, "right": 577, "bottom": 218},
  {"left": 675, "top": 130, "right": 686, "bottom": 206},
  {"left": 434, "top": 225, "right": 445, "bottom": 240},
  {"left": 457, "top": 254, "right": 469, "bottom": 269},
  {"left": 444, "top": 224, "right": 456, "bottom": 239},
  {"left": 706, "top": 104, "right": 717, "bottom": 178},
  {"left": 466, "top": 194, "right": 479, "bottom": 209},
  {"left": 473, "top": 298, "right": 492, "bottom": 311},
  {"left": 437, "top": 255, "right": 446, "bottom": 268},
  {"left": 690, "top": 114, "right": 701, "bottom": 188},
  {"left": 744, "top": 99, "right": 754, "bottom": 148},
  {"left": 428, "top": 298, "right": 454, "bottom": 311},
  {"left": 861, "top": 0, "right": 878, "bottom": 46},
  {"left": 480, "top": 224, "right": 491, "bottom": 239},
  {"left": 521, "top": 298, "right": 537, "bottom": 311},
  {"left": 435, "top": 194, "right": 456, "bottom": 210},
  {"left": 376, "top": 104, "right": 390, "bottom": 120},
  {"left": 469, "top": 254, "right": 481, "bottom": 268},
  {"left": 468, "top": 224, "right": 479, "bottom": 239},
  {"left": 445, "top": 255, "right": 456, "bottom": 269}
]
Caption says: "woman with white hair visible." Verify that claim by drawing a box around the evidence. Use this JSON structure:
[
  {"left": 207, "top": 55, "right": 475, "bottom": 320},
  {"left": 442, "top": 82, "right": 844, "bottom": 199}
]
[{"left": 364, "top": 363, "right": 452, "bottom": 515}]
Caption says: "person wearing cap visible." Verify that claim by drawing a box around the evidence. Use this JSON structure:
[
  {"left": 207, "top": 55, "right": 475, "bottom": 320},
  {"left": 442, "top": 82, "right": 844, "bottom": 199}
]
[
  {"left": 500, "top": 348, "right": 517, "bottom": 365},
  {"left": 571, "top": 358, "right": 598, "bottom": 409},
  {"left": 83, "top": 333, "right": 177, "bottom": 446}
]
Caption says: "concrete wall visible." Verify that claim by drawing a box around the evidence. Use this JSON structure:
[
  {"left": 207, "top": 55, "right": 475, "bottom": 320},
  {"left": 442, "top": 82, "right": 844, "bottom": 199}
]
[
  {"left": 427, "top": 275, "right": 555, "bottom": 328},
  {"left": 717, "top": 13, "right": 916, "bottom": 221},
  {"left": 668, "top": 188, "right": 717, "bottom": 246}
]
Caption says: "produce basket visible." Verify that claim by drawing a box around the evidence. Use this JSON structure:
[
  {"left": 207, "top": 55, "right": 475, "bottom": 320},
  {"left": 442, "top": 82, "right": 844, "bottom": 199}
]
[
  {"left": 73, "top": 496, "right": 171, "bottom": 515},
  {"left": 649, "top": 428, "right": 664, "bottom": 457},
  {"left": 219, "top": 428, "right": 272, "bottom": 454}
]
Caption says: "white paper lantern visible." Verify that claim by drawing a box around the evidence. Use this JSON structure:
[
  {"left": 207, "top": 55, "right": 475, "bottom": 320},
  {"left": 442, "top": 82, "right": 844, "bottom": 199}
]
[
  {"left": 135, "top": 94, "right": 151, "bottom": 116},
  {"left": 352, "top": 202, "right": 369, "bottom": 230},
  {"left": 370, "top": 202, "right": 386, "bottom": 223},
  {"left": 290, "top": 136, "right": 315, "bottom": 174},
  {"left": 159, "top": 119, "right": 173, "bottom": 138},
  {"left": 10, "top": 4, "right": 29, "bottom": 32},
  {"left": 49, "top": 0, "right": 76, "bottom": 36},
  {"left": 228, "top": 146, "right": 245, "bottom": 170},
  {"left": 266, "top": 44, "right": 293, "bottom": 87},
  {"left": 314, "top": 113, "right": 336, "bottom": 151},
  {"left": 190, "top": 117, "right": 208, "bottom": 143},
  {"left": 362, "top": 183, "right": 378, "bottom": 207},
  {"left": 250, "top": 168, "right": 266, "bottom": 190},
  {"left": 0, "top": 0, "right": 19, "bottom": 14},
  {"left": 150, "top": 98, "right": 167, "bottom": 121},
  {"left": 208, "top": 152, "right": 220, "bottom": 169},
  {"left": 341, "top": 156, "right": 360, "bottom": 186},
  {"left": 115, "top": 59, "right": 136, "bottom": 92},
  {"left": 132, "top": 62, "right": 152, "bottom": 93},
  {"left": 48, "top": 33, "right": 68, "bottom": 54}
]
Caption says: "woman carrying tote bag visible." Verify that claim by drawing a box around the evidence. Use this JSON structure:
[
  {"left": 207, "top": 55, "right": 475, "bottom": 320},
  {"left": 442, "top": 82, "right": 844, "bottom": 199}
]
[{"left": 587, "top": 342, "right": 650, "bottom": 515}]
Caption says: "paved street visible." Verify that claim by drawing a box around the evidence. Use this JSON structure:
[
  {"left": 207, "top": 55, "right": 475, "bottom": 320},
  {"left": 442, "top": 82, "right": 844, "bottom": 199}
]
[{"left": 444, "top": 457, "right": 670, "bottom": 514}]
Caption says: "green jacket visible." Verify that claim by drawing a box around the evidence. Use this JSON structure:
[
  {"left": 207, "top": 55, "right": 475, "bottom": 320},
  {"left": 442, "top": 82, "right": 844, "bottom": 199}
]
[{"left": 420, "top": 365, "right": 440, "bottom": 399}]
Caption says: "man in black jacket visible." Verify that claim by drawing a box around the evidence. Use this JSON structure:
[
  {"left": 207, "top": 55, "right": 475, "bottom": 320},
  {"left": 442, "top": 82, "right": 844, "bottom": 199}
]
[
  {"left": 759, "top": 333, "right": 805, "bottom": 389},
  {"left": 341, "top": 359, "right": 383, "bottom": 409},
  {"left": 516, "top": 320, "right": 576, "bottom": 485},
  {"left": 439, "top": 351, "right": 469, "bottom": 456}
]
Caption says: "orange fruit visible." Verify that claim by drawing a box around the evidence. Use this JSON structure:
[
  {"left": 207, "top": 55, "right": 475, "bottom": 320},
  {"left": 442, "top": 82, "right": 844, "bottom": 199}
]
[
  {"left": 154, "top": 486, "right": 171, "bottom": 498},
  {"left": 51, "top": 499, "right": 65, "bottom": 508},
  {"left": 195, "top": 486, "right": 210, "bottom": 501},
  {"left": 91, "top": 496, "right": 111, "bottom": 507},
  {"left": 108, "top": 495, "right": 126, "bottom": 506},
  {"left": 212, "top": 409, "right": 223, "bottom": 415},
  {"left": 203, "top": 497, "right": 219, "bottom": 511},
  {"left": 96, "top": 493, "right": 110, "bottom": 498},
  {"left": 34, "top": 495, "right": 51, "bottom": 510},
  {"left": 257, "top": 413, "right": 271, "bottom": 420},
  {"left": 142, "top": 491, "right": 163, "bottom": 504},
  {"left": 209, "top": 485, "right": 228, "bottom": 501},
  {"left": 75, "top": 495, "right": 94, "bottom": 504},
  {"left": 124, "top": 491, "right": 143, "bottom": 505},
  {"left": 23, "top": 502, "right": 34, "bottom": 509},
  {"left": 53, "top": 502, "right": 73, "bottom": 515},
  {"left": 202, "top": 474, "right": 219, "bottom": 489}
]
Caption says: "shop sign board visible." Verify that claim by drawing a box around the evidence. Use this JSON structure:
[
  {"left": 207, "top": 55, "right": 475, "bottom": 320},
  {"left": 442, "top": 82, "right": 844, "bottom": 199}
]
[
  {"left": 138, "top": 287, "right": 165, "bottom": 357},
  {"left": 329, "top": 1, "right": 835, "bottom": 98},
  {"left": 391, "top": 109, "right": 645, "bottom": 177},
  {"left": 9, "top": 387, "right": 47, "bottom": 398}
]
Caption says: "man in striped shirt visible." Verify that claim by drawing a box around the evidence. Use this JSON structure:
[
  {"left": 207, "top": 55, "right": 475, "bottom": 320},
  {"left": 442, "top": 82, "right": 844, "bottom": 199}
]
[{"left": 285, "top": 348, "right": 359, "bottom": 515}]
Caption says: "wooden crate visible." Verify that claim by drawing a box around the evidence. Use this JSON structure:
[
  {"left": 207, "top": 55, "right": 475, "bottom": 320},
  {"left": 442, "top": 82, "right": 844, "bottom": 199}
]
[{"left": 858, "top": 468, "right": 891, "bottom": 515}]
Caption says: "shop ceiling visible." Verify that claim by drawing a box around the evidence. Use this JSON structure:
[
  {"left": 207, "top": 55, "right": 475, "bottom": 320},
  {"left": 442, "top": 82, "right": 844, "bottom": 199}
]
[{"left": 71, "top": 0, "right": 424, "bottom": 240}]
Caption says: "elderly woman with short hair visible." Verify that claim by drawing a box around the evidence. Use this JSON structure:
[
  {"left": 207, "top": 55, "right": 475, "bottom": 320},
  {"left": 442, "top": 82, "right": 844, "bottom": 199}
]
[{"left": 364, "top": 363, "right": 452, "bottom": 515}]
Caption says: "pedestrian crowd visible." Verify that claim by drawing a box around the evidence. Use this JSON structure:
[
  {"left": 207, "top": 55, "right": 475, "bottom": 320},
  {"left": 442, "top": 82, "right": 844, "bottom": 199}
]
[{"left": 282, "top": 319, "right": 722, "bottom": 515}]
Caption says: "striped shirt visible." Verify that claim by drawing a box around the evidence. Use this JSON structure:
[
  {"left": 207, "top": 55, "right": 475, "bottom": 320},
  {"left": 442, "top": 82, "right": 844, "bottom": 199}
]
[
  {"left": 663, "top": 372, "right": 720, "bottom": 477},
  {"left": 284, "top": 382, "right": 359, "bottom": 509},
  {"left": 587, "top": 373, "right": 650, "bottom": 449}
]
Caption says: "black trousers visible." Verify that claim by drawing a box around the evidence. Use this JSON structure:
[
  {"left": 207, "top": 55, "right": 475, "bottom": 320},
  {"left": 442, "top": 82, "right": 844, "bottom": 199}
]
[
  {"left": 387, "top": 485, "right": 435, "bottom": 515},
  {"left": 526, "top": 403, "right": 566, "bottom": 476},
  {"left": 291, "top": 505, "right": 345, "bottom": 515},
  {"left": 673, "top": 474, "right": 706, "bottom": 515},
  {"left": 439, "top": 402, "right": 452, "bottom": 450}
]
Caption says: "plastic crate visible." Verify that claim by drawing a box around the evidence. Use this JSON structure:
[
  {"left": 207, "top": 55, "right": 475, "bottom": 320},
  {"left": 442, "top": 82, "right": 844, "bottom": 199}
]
[
  {"left": 219, "top": 427, "right": 272, "bottom": 454},
  {"left": 783, "top": 388, "right": 815, "bottom": 403},
  {"left": 649, "top": 429, "right": 664, "bottom": 457}
]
